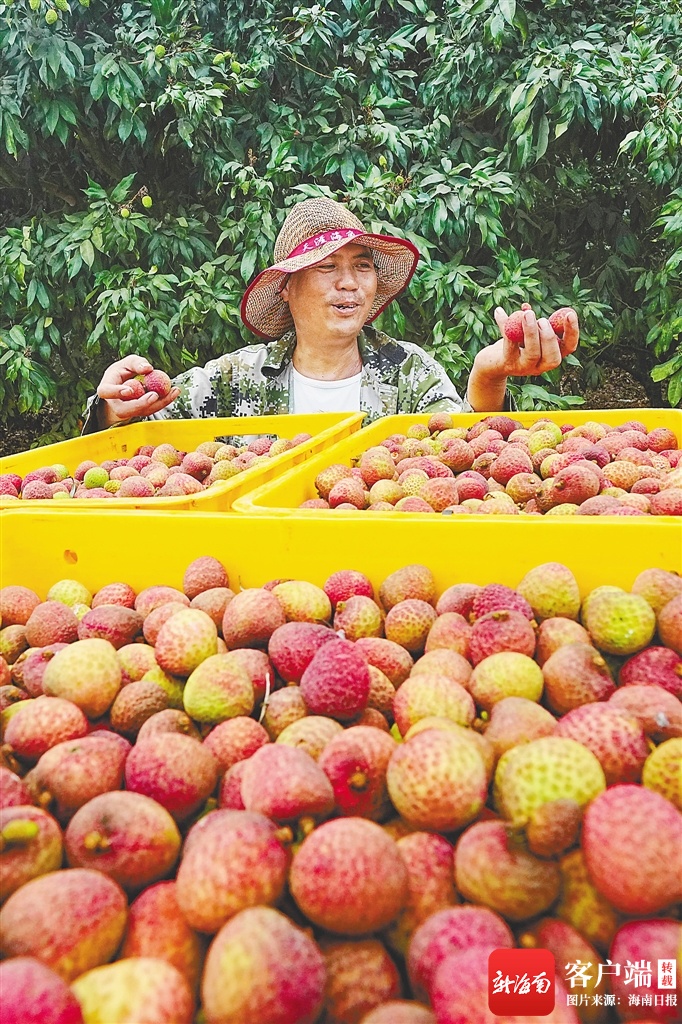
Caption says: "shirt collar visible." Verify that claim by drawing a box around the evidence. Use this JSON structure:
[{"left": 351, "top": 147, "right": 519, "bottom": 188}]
[{"left": 261, "top": 326, "right": 405, "bottom": 378}]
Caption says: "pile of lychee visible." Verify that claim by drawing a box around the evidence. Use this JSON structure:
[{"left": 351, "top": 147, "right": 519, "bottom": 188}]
[
  {"left": 1, "top": 556, "right": 680, "bottom": 1023},
  {"left": 303, "top": 414, "right": 682, "bottom": 514},
  {"left": 0, "top": 433, "right": 313, "bottom": 501}
]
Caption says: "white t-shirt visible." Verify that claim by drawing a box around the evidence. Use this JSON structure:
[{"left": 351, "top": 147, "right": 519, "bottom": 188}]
[{"left": 291, "top": 366, "right": 363, "bottom": 414}]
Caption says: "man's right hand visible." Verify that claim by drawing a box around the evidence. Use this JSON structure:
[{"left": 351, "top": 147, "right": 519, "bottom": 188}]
[{"left": 96, "top": 356, "right": 181, "bottom": 429}]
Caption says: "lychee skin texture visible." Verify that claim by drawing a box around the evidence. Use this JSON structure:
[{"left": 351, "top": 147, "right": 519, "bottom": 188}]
[
  {"left": 658, "top": 593, "right": 682, "bottom": 654},
  {"left": 0, "top": 956, "right": 86, "bottom": 1024},
  {"left": 555, "top": 848, "right": 621, "bottom": 955},
  {"left": 201, "top": 906, "right": 326, "bottom": 1024},
  {"left": 387, "top": 728, "right": 487, "bottom": 832},
  {"left": 183, "top": 556, "right": 229, "bottom": 599},
  {"left": 582, "top": 784, "right": 682, "bottom": 916},
  {"left": 321, "top": 938, "right": 402, "bottom": 1024},
  {"left": 155, "top": 608, "right": 218, "bottom": 677},
  {"left": 64, "top": 790, "right": 181, "bottom": 892},
  {"left": 469, "top": 609, "right": 536, "bottom": 665},
  {"left": 482, "top": 696, "right": 557, "bottom": 760},
  {"left": 609, "top": 683, "right": 682, "bottom": 742},
  {"left": 176, "top": 810, "right": 290, "bottom": 934},
  {"left": 393, "top": 675, "right": 475, "bottom": 735},
  {"left": 494, "top": 736, "right": 606, "bottom": 824},
  {"left": 318, "top": 725, "right": 397, "bottom": 821},
  {"left": 468, "top": 652, "right": 543, "bottom": 711},
  {"left": 0, "top": 804, "right": 64, "bottom": 901},
  {"left": 610, "top": 919, "right": 682, "bottom": 1022},
  {"left": 77, "top": 605, "right": 143, "bottom": 649},
  {"left": 407, "top": 904, "right": 513, "bottom": 1001},
  {"left": 42, "top": 639, "right": 122, "bottom": 720},
  {"left": 642, "top": 738, "right": 682, "bottom": 809},
  {"left": 290, "top": 818, "right": 409, "bottom": 935},
  {"left": 472, "top": 583, "right": 533, "bottom": 621},
  {"left": 584, "top": 586, "right": 657, "bottom": 655},
  {"left": 385, "top": 832, "right": 457, "bottom": 956},
  {"left": 554, "top": 703, "right": 649, "bottom": 785},
  {"left": 517, "top": 562, "right": 581, "bottom": 620},
  {"left": 542, "top": 643, "right": 615, "bottom": 714},
  {"left": 324, "top": 570, "right": 374, "bottom": 606},
  {"left": 203, "top": 716, "right": 269, "bottom": 773},
  {"left": 125, "top": 731, "right": 218, "bottom": 823},
  {"left": 0, "top": 868, "right": 127, "bottom": 982},
  {"left": 240, "top": 743, "right": 335, "bottom": 824},
  {"left": 0, "top": 586, "right": 41, "bottom": 626},
  {"left": 379, "top": 565, "right": 437, "bottom": 611},
  {"left": 4, "top": 696, "right": 89, "bottom": 761},
  {"left": 142, "top": 369, "right": 172, "bottom": 397},
  {"left": 300, "top": 638, "right": 370, "bottom": 721},
  {"left": 503, "top": 310, "right": 525, "bottom": 344},
  {"left": 25, "top": 602, "right": 79, "bottom": 647},
  {"left": 454, "top": 820, "right": 561, "bottom": 922},
  {"left": 548, "top": 306, "right": 575, "bottom": 338},
  {"left": 71, "top": 958, "right": 193, "bottom": 1024},
  {"left": 384, "top": 599, "right": 438, "bottom": 653}
]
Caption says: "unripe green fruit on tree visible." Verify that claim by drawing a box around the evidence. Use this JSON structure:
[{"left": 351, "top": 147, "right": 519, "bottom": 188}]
[
  {"left": 29, "top": 0, "right": 41, "bottom": 10},
  {"left": 45, "top": 8, "right": 58, "bottom": 21},
  {"left": 55, "top": 0, "right": 69, "bottom": 11},
  {"left": 120, "top": 207, "right": 130, "bottom": 219},
  {"left": 231, "top": 61, "right": 241, "bottom": 73},
  {"left": 4, "top": 0, "right": 16, "bottom": 7},
  {"left": 141, "top": 195, "right": 153, "bottom": 209},
  {"left": 395, "top": 175, "right": 405, "bottom": 185},
  {"left": 154, "top": 44, "right": 166, "bottom": 58},
  {"left": 378, "top": 155, "right": 387, "bottom": 168},
  {"left": 78, "top": 0, "right": 90, "bottom": 7},
  {"left": 212, "top": 53, "right": 225, "bottom": 64}
]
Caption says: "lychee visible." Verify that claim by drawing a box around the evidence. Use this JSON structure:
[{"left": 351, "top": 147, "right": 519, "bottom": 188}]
[
  {"left": 155, "top": 608, "right": 218, "bottom": 676},
  {"left": 387, "top": 727, "right": 487, "bottom": 831},
  {"left": 125, "top": 732, "right": 218, "bottom": 822},
  {"left": 407, "top": 904, "right": 513, "bottom": 1001},
  {"left": 385, "top": 831, "right": 457, "bottom": 956},
  {"left": 454, "top": 820, "right": 561, "bottom": 921},
  {"left": 290, "top": 817, "right": 408, "bottom": 935},
  {"left": 0, "top": 867, "right": 127, "bottom": 981},
  {"left": 582, "top": 784, "right": 682, "bottom": 914},
  {"left": 241, "top": 743, "right": 335, "bottom": 824},
  {"left": 469, "top": 609, "right": 536, "bottom": 664},
  {"left": 300, "top": 638, "right": 369, "bottom": 721},
  {"left": 494, "top": 736, "right": 606, "bottom": 824},
  {"left": 201, "top": 906, "right": 326, "bottom": 1024}
]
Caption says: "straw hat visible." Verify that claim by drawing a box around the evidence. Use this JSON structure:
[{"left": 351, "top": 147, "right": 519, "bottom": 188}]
[{"left": 240, "top": 197, "right": 420, "bottom": 339}]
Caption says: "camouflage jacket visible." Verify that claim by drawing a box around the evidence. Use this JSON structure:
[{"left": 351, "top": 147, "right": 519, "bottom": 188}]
[{"left": 83, "top": 327, "right": 512, "bottom": 431}]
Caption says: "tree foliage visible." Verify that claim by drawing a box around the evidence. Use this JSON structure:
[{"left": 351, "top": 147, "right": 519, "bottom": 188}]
[{"left": 1, "top": 0, "right": 680, "bottom": 441}]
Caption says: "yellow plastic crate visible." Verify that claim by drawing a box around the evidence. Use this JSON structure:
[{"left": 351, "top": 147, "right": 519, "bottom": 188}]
[
  {"left": 232, "top": 409, "right": 682, "bottom": 516},
  {"left": 1, "top": 507, "right": 679, "bottom": 595},
  {"left": 0, "top": 414, "right": 363, "bottom": 512}
]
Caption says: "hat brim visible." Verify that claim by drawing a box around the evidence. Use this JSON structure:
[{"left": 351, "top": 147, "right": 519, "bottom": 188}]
[{"left": 240, "top": 232, "right": 420, "bottom": 340}]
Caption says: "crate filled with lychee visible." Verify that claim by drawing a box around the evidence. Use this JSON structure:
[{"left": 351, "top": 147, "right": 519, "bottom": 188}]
[
  {"left": 304, "top": 415, "right": 682, "bottom": 515},
  {"left": 0, "top": 433, "right": 314, "bottom": 502}
]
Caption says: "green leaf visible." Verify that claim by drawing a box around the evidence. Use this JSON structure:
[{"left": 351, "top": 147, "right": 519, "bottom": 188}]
[{"left": 80, "top": 239, "right": 95, "bottom": 268}]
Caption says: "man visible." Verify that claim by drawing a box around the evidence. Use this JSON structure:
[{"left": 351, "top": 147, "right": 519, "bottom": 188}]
[{"left": 84, "top": 196, "right": 579, "bottom": 431}]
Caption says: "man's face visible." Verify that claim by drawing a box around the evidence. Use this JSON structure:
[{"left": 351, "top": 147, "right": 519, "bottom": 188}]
[{"left": 280, "top": 243, "right": 378, "bottom": 339}]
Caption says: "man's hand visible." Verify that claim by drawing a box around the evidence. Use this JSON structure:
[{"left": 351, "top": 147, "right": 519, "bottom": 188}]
[
  {"left": 96, "top": 356, "right": 181, "bottom": 429},
  {"left": 491, "top": 305, "right": 579, "bottom": 376},
  {"left": 466, "top": 305, "right": 579, "bottom": 412}
]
